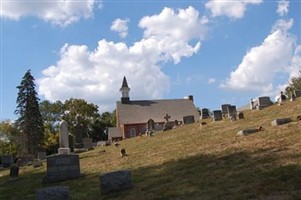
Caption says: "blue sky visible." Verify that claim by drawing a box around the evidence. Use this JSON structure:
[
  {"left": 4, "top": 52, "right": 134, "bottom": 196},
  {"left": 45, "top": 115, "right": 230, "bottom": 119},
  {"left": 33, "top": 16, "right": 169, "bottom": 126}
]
[{"left": 1, "top": 0, "right": 301, "bottom": 121}]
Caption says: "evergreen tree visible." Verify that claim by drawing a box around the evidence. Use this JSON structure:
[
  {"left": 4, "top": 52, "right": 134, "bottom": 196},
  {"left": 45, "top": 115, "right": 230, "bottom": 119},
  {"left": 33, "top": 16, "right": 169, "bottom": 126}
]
[
  {"left": 15, "top": 70, "right": 44, "bottom": 155},
  {"left": 285, "top": 71, "right": 301, "bottom": 97}
]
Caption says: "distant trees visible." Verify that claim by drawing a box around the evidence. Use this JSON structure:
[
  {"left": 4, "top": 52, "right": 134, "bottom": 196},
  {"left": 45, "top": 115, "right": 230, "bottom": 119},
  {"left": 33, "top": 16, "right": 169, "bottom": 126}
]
[
  {"left": 14, "top": 70, "right": 44, "bottom": 156},
  {"left": 0, "top": 121, "right": 19, "bottom": 155},
  {"left": 285, "top": 71, "right": 301, "bottom": 97}
]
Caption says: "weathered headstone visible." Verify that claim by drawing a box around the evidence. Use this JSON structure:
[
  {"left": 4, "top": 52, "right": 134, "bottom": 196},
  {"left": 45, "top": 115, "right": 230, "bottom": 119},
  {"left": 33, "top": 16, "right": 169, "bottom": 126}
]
[
  {"left": 68, "top": 134, "right": 74, "bottom": 152},
  {"left": 9, "top": 165, "right": 19, "bottom": 178},
  {"left": 227, "top": 105, "right": 237, "bottom": 118},
  {"left": 146, "top": 119, "right": 155, "bottom": 131},
  {"left": 163, "top": 121, "right": 173, "bottom": 131},
  {"left": 237, "top": 112, "right": 244, "bottom": 119},
  {"left": 37, "top": 152, "right": 47, "bottom": 160},
  {"left": 221, "top": 104, "right": 231, "bottom": 116},
  {"left": 290, "top": 93, "right": 296, "bottom": 101},
  {"left": 74, "top": 114, "right": 85, "bottom": 149},
  {"left": 43, "top": 154, "right": 81, "bottom": 182},
  {"left": 201, "top": 108, "right": 210, "bottom": 119},
  {"left": 250, "top": 98, "right": 255, "bottom": 110},
  {"left": 2, "top": 155, "right": 13, "bottom": 168},
  {"left": 99, "top": 170, "right": 133, "bottom": 194},
  {"left": 17, "top": 156, "right": 33, "bottom": 167},
  {"left": 294, "top": 90, "right": 301, "bottom": 98},
  {"left": 183, "top": 115, "right": 195, "bottom": 124},
  {"left": 257, "top": 96, "right": 272, "bottom": 110},
  {"left": 58, "top": 115, "right": 70, "bottom": 155},
  {"left": 36, "top": 186, "right": 71, "bottom": 200},
  {"left": 120, "top": 148, "right": 126, "bottom": 157},
  {"left": 83, "top": 138, "right": 93, "bottom": 150},
  {"left": 237, "top": 129, "right": 259, "bottom": 136},
  {"left": 271, "top": 118, "right": 292, "bottom": 126},
  {"left": 212, "top": 110, "right": 223, "bottom": 121}
]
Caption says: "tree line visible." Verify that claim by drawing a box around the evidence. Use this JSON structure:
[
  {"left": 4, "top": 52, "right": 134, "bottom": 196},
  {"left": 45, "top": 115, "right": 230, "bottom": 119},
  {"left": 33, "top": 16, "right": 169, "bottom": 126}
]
[{"left": 0, "top": 70, "right": 116, "bottom": 157}]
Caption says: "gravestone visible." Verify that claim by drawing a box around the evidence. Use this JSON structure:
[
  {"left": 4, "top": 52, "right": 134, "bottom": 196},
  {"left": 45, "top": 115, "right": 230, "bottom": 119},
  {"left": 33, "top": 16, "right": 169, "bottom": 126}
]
[
  {"left": 237, "top": 129, "right": 259, "bottom": 136},
  {"left": 2, "top": 155, "right": 13, "bottom": 168},
  {"left": 58, "top": 115, "right": 70, "bottom": 155},
  {"left": 257, "top": 96, "right": 272, "bottom": 110},
  {"left": 227, "top": 105, "right": 237, "bottom": 118},
  {"left": 213, "top": 110, "right": 223, "bottom": 121},
  {"left": 120, "top": 148, "right": 126, "bottom": 157},
  {"left": 201, "top": 108, "right": 210, "bottom": 119},
  {"left": 33, "top": 159, "right": 43, "bottom": 168},
  {"left": 183, "top": 115, "right": 195, "bottom": 124},
  {"left": 154, "top": 123, "right": 163, "bottom": 130},
  {"left": 37, "top": 152, "right": 47, "bottom": 160},
  {"left": 68, "top": 134, "right": 74, "bottom": 152},
  {"left": 9, "top": 165, "right": 19, "bottom": 178},
  {"left": 271, "top": 118, "right": 292, "bottom": 126},
  {"left": 83, "top": 138, "right": 93, "bottom": 150},
  {"left": 295, "top": 90, "right": 301, "bottom": 98},
  {"left": 163, "top": 114, "right": 173, "bottom": 131},
  {"left": 43, "top": 154, "right": 81, "bottom": 182},
  {"left": 36, "top": 186, "right": 71, "bottom": 200},
  {"left": 99, "top": 170, "right": 133, "bottom": 194},
  {"left": 146, "top": 119, "right": 155, "bottom": 131},
  {"left": 290, "top": 93, "right": 296, "bottom": 101},
  {"left": 17, "top": 156, "right": 33, "bottom": 167},
  {"left": 237, "top": 112, "right": 244, "bottom": 119},
  {"left": 74, "top": 114, "right": 84, "bottom": 149},
  {"left": 250, "top": 98, "right": 255, "bottom": 110},
  {"left": 221, "top": 104, "right": 231, "bottom": 116}
]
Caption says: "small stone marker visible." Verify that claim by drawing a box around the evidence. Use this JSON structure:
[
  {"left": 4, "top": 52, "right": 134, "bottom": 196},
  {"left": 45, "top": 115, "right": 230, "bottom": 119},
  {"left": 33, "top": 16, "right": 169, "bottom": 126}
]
[
  {"left": 99, "top": 170, "right": 133, "bottom": 194},
  {"left": 83, "top": 138, "right": 93, "bottom": 150},
  {"left": 9, "top": 165, "right": 19, "bottom": 178},
  {"left": 33, "top": 159, "right": 43, "bottom": 168},
  {"left": 36, "top": 186, "right": 71, "bottom": 200},
  {"left": 37, "top": 152, "right": 47, "bottom": 160},
  {"left": 237, "top": 126, "right": 263, "bottom": 136},
  {"left": 237, "top": 112, "right": 244, "bottom": 119},
  {"left": 213, "top": 110, "right": 223, "bottom": 121},
  {"left": 271, "top": 118, "right": 292, "bottom": 126},
  {"left": 183, "top": 115, "right": 195, "bottom": 124},
  {"left": 120, "top": 148, "right": 126, "bottom": 157}
]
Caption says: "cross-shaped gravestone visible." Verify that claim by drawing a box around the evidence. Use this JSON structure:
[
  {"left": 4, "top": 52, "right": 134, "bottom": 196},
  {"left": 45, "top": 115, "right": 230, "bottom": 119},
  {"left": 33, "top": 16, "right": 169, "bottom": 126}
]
[{"left": 164, "top": 114, "right": 171, "bottom": 122}]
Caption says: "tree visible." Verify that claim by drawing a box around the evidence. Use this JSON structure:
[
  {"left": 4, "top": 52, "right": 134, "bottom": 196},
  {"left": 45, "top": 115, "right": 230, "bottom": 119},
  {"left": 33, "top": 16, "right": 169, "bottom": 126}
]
[
  {"left": 15, "top": 70, "right": 44, "bottom": 156},
  {"left": 285, "top": 70, "right": 301, "bottom": 97},
  {"left": 0, "top": 121, "right": 19, "bottom": 155}
]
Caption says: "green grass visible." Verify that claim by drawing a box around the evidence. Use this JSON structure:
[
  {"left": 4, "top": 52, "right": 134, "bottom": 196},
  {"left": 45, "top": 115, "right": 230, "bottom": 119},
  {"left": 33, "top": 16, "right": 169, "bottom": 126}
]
[{"left": 1, "top": 99, "right": 301, "bottom": 199}]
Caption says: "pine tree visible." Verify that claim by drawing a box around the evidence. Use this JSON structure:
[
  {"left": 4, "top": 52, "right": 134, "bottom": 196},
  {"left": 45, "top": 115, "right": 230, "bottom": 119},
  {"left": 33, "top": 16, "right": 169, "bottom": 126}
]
[
  {"left": 15, "top": 70, "right": 44, "bottom": 155},
  {"left": 285, "top": 70, "right": 301, "bottom": 97}
]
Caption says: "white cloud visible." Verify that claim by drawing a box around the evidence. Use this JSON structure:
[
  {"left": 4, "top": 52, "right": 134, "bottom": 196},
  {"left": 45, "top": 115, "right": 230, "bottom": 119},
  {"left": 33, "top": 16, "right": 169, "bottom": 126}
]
[
  {"left": 38, "top": 7, "right": 207, "bottom": 112},
  {"left": 277, "top": 0, "right": 289, "bottom": 17},
  {"left": 221, "top": 19, "right": 296, "bottom": 95},
  {"left": 111, "top": 18, "right": 130, "bottom": 38},
  {"left": 205, "top": 0, "right": 262, "bottom": 19},
  {"left": 1, "top": 0, "right": 98, "bottom": 27},
  {"left": 208, "top": 78, "right": 216, "bottom": 84}
]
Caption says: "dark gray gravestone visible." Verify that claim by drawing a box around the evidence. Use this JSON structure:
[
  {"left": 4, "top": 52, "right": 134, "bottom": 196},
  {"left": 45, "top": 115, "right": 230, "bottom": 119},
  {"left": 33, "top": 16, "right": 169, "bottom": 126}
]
[
  {"left": 227, "top": 105, "right": 237, "bottom": 118},
  {"left": 221, "top": 104, "right": 231, "bottom": 116},
  {"left": 237, "top": 112, "right": 244, "bottom": 119},
  {"left": 99, "top": 170, "right": 133, "bottom": 194},
  {"left": 183, "top": 115, "right": 195, "bottom": 124},
  {"left": 36, "top": 186, "right": 71, "bottom": 200},
  {"left": 271, "top": 118, "right": 292, "bottom": 126},
  {"left": 237, "top": 129, "right": 259, "bottom": 136},
  {"left": 9, "top": 166, "right": 19, "bottom": 177},
  {"left": 43, "top": 154, "right": 80, "bottom": 182},
  {"left": 201, "top": 108, "right": 210, "bottom": 119},
  {"left": 2, "top": 155, "right": 13, "bottom": 168},
  {"left": 213, "top": 110, "right": 222, "bottom": 121},
  {"left": 295, "top": 90, "right": 301, "bottom": 98},
  {"left": 83, "top": 138, "right": 93, "bottom": 150},
  {"left": 68, "top": 135, "right": 74, "bottom": 152},
  {"left": 37, "top": 152, "right": 47, "bottom": 160},
  {"left": 257, "top": 96, "right": 272, "bottom": 109}
]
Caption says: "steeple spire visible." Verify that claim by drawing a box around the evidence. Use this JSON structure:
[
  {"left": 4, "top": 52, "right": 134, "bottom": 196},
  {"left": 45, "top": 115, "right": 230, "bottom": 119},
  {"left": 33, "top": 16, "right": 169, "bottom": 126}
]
[{"left": 119, "top": 76, "right": 130, "bottom": 104}]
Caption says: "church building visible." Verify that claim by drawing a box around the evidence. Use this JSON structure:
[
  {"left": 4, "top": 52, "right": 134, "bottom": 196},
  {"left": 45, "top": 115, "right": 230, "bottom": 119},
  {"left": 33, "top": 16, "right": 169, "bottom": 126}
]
[{"left": 108, "top": 77, "right": 200, "bottom": 141}]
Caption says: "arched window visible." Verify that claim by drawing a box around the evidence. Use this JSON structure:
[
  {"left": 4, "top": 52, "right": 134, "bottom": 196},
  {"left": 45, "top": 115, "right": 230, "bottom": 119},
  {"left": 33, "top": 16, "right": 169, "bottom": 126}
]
[{"left": 129, "top": 128, "right": 136, "bottom": 138}]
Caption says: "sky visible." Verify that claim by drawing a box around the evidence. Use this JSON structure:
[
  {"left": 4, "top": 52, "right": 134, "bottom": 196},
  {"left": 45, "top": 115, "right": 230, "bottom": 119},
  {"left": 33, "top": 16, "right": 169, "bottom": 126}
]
[{"left": 1, "top": 0, "right": 301, "bottom": 121}]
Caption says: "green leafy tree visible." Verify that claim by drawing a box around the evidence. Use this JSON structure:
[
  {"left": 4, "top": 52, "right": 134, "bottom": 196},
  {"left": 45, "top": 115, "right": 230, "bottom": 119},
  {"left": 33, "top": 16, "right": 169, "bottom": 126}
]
[
  {"left": 15, "top": 70, "right": 44, "bottom": 156},
  {"left": 285, "top": 70, "right": 301, "bottom": 97},
  {"left": 0, "top": 121, "right": 19, "bottom": 155}
]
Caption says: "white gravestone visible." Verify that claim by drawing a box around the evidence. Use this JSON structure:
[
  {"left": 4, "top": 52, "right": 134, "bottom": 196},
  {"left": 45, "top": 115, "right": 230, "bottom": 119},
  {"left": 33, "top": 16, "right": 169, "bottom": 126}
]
[{"left": 58, "top": 118, "right": 70, "bottom": 155}]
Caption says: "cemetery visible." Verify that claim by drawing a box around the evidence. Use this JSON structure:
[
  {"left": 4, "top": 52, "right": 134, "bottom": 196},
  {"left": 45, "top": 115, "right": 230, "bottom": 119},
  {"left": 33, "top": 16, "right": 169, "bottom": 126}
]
[{"left": 0, "top": 96, "right": 301, "bottom": 199}]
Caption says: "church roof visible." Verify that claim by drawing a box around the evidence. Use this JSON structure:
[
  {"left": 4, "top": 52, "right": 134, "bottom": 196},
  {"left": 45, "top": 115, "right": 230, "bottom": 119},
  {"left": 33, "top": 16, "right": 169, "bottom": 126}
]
[{"left": 117, "top": 99, "right": 200, "bottom": 125}]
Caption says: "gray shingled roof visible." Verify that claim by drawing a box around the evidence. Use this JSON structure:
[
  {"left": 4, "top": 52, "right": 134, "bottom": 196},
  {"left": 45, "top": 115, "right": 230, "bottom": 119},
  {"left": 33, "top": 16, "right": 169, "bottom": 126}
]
[{"left": 117, "top": 99, "right": 200, "bottom": 124}]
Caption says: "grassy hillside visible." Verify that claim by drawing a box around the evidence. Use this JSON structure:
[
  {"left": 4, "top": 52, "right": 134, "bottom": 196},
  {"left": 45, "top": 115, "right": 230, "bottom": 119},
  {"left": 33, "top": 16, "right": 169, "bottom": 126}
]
[{"left": 1, "top": 99, "right": 301, "bottom": 200}]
